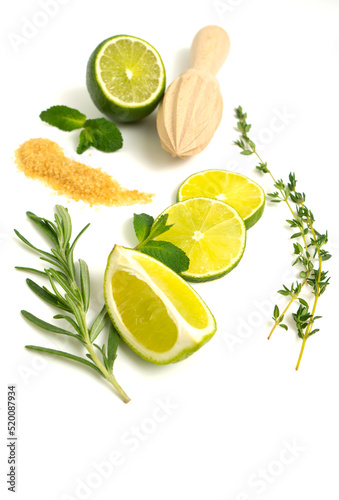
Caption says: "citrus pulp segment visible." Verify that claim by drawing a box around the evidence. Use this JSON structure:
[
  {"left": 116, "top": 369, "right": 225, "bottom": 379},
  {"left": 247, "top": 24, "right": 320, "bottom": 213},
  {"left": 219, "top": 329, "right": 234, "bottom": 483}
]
[
  {"left": 86, "top": 35, "right": 166, "bottom": 122},
  {"left": 103, "top": 246, "right": 216, "bottom": 364},
  {"left": 153, "top": 197, "right": 246, "bottom": 282},
  {"left": 177, "top": 170, "right": 265, "bottom": 229}
]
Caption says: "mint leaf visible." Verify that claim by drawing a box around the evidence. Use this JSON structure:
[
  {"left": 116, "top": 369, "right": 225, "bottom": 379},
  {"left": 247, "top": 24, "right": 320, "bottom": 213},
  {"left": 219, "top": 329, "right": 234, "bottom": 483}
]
[
  {"left": 81, "top": 118, "right": 123, "bottom": 153},
  {"left": 139, "top": 240, "right": 190, "bottom": 273},
  {"left": 148, "top": 214, "right": 174, "bottom": 240},
  {"left": 77, "top": 128, "right": 93, "bottom": 154},
  {"left": 133, "top": 212, "right": 189, "bottom": 273},
  {"left": 133, "top": 213, "right": 154, "bottom": 244},
  {"left": 40, "top": 105, "right": 86, "bottom": 131}
]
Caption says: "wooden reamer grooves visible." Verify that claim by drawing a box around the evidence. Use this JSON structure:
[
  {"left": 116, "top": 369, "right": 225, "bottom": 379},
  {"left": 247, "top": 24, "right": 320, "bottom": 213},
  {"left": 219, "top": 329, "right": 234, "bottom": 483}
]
[{"left": 156, "top": 25, "right": 230, "bottom": 158}]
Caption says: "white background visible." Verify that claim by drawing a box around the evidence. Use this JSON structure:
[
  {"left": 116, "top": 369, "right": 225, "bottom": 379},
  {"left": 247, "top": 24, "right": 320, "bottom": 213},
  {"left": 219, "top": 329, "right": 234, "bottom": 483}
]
[{"left": 1, "top": 0, "right": 339, "bottom": 499}]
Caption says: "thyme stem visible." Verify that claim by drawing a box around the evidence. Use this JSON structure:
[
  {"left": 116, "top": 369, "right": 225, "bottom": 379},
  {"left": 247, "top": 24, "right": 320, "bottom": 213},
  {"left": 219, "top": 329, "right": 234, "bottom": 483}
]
[
  {"left": 234, "top": 106, "right": 331, "bottom": 369},
  {"left": 268, "top": 275, "right": 308, "bottom": 340}
]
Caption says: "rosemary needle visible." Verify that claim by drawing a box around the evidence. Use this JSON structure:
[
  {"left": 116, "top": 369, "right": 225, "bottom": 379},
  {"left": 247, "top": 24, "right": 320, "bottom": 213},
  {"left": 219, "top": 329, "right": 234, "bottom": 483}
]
[{"left": 15, "top": 205, "right": 130, "bottom": 403}]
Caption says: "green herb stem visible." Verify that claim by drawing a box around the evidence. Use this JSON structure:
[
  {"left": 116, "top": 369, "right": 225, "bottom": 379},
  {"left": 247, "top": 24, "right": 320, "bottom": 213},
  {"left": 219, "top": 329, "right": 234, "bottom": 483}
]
[
  {"left": 234, "top": 106, "right": 331, "bottom": 369},
  {"left": 295, "top": 252, "right": 323, "bottom": 370},
  {"left": 294, "top": 206, "right": 324, "bottom": 370},
  {"left": 15, "top": 205, "right": 129, "bottom": 402},
  {"left": 84, "top": 340, "right": 130, "bottom": 403},
  {"left": 243, "top": 141, "right": 310, "bottom": 255},
  {"left": 268, "top": 276, "right": 309, "bottom": 340}
]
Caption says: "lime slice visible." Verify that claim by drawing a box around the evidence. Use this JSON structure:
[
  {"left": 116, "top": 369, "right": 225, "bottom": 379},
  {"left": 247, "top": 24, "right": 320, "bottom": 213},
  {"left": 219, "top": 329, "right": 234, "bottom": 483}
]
[
  {"left": 104, "top": 245, "right": 216, "bottom": 364},
  {"left": 154, "top": 197, "right": 246, "bottom": 282},
  {"left": 86, "top": 35, "right": 166, "bottom": 122},
  {"left": 177, "top": 170, "right": 265, "bottom": 229}
]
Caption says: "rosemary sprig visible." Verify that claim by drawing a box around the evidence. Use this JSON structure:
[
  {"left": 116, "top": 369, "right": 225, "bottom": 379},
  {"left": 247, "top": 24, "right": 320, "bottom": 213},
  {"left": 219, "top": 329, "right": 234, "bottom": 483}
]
[
  {"left": 15, "top": 205, "right": 130, "bottom": 403},
  {"left": 234, "top": 106, "right": 331, "bottom": 370}
]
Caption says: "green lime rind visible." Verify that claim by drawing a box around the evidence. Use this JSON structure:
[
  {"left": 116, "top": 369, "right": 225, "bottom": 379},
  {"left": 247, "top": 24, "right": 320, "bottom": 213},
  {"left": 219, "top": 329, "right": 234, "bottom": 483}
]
[
  {"left": 177, "top": 169, "right": 265, "bottom": 230},
  {"left": 86, "top": 35, "right": 166, "bottom": 123},
  {"left": 243, "top": 199, "right": 265, "bottom": 229},
  {"left": 103, "top": 246, "right": 217, "bottom": 365},
  {"left": 105, "top": 315, "right": 216, "bottom": 365}
]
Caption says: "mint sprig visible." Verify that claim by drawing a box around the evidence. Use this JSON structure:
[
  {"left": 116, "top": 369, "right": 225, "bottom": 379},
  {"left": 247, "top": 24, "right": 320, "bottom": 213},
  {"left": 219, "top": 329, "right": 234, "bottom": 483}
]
[
  {"left": 133, "top": 213, "right": 190, "bottom": 274},
  {"left": 40, "top": 105, "right": 123, "bottom": 155}
]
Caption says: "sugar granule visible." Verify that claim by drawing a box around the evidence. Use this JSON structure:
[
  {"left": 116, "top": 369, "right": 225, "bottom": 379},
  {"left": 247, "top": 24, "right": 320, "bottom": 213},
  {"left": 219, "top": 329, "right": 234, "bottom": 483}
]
[{"left": 15, "top": 138, "right": 154, "bottom": 207}]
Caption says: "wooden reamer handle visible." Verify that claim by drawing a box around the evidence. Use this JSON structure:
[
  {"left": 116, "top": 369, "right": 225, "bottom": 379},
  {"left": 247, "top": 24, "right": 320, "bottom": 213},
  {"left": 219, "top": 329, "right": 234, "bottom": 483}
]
[{"left": 190, "top": 25, "right": 230, "bottom": 75}]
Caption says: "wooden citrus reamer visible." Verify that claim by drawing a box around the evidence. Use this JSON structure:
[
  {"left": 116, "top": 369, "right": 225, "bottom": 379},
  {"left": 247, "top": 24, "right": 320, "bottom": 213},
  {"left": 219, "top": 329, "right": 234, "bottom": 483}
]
[{"left": 156, "top": 25, "right": 230, "bottom": 158}]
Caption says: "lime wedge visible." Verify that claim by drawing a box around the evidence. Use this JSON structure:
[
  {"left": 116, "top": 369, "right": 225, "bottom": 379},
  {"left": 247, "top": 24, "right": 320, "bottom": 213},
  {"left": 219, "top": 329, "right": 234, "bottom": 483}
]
[
  {"left": 104, "top": 245, "right": 216, "bottom": 364},
  {"left": 178, "top": 170, "right": 265, "bottom": 229},
  {"left": 153, "top": 197, "right": 246, "bottom": 282},
  {"left": 87, "top": 35, "right": 166, "bottom": 122}
]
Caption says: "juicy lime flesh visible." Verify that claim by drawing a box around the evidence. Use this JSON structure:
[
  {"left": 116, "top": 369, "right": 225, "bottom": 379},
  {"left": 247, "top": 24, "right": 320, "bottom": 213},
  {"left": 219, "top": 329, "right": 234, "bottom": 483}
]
[
  {"left": 111, "top": 270, "right": 177, "bottom": 353},
  {"left": 97, "top": 38, "right": 163, "bottom": 105},
  {"left": 155, "top": 198, "right": 246, "bottom": 277},
  {"left": 132, "top": 252, "right": 210, "bottom": 328},
  {"left": 178, "top": 170, "right": 264, "bottom": 224}
]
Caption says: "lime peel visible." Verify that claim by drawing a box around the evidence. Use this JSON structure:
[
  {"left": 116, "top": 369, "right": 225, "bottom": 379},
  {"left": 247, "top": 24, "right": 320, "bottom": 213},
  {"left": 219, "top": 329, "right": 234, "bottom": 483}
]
[
  {"left": 153, "top": 197, "right": 247, "bottom": 282},
  {"left": 87, "top": 35, "right": 166, "bottom": 122},
  {"left": 104, "top": 245, "right": 216, "bottom": 364},
  {"left": 177, "top": 169, "right": 265, "bottom": 230}
]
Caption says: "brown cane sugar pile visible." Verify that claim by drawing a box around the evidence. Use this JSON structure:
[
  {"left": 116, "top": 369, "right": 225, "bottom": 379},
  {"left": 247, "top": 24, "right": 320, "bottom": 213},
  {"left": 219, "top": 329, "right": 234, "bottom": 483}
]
[{"left": 15, "top": 138, "right": 154, "bottom": 207}]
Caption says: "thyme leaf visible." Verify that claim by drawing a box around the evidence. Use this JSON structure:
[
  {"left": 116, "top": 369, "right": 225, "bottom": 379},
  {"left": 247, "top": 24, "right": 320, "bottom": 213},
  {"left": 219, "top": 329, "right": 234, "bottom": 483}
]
[{"left": 234, "top": 106, "right": 331, "bottom": 370}]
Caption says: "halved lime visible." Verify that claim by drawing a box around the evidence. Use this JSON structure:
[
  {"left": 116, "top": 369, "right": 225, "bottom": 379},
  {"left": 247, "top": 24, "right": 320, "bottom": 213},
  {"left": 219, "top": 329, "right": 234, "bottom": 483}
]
[
  {"left": 86, "top": 35, "right": 166, "bottom": 122},
  {"left": 177, "top": 170, "right": 265, "bottom": 229},
  {"left": 153, "top": 197, "right": 246, "bottom": 282},
  {"left": 104, "top": 245, "right": 216, "bottom": 364}
]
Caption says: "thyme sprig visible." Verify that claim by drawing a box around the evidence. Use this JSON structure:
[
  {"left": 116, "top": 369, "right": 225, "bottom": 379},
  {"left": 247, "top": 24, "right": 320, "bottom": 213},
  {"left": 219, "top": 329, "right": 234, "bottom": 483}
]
[
  {"left": 234, "top": 106, "right": 331, "bottom": 370},
  {"left": 15, "top": 205, "right": 130, "bottom": 403}
]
